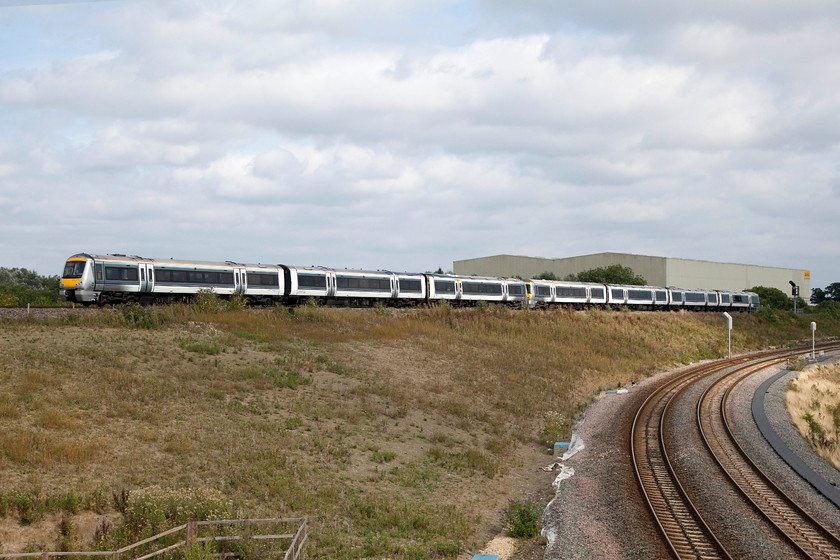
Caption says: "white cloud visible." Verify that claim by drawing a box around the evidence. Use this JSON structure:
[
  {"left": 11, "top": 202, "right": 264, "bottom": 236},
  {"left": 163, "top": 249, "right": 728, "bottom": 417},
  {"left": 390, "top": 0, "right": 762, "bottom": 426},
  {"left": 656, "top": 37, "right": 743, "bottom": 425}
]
[{"left": 0, "top": 0, "right": 838, "bottom": 289}]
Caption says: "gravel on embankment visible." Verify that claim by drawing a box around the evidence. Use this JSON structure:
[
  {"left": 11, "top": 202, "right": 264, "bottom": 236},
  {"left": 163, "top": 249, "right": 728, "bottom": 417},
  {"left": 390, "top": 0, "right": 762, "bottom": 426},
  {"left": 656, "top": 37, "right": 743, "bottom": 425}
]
[{"left": 541, "top": 352, "right": 840, "bottom": 560}]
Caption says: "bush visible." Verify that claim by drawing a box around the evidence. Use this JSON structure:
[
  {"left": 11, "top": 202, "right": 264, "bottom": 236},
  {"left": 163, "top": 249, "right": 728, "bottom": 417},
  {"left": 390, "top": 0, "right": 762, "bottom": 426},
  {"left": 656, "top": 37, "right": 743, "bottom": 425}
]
[
  {"left": 748, "top": 286, "right": 792, "bottom": 311},
  {"left": 193, "top": 289, "right": 224, "bottom": 313},
  {"left": 192, "top": 289, "right": 247, "bottom": 313},
  {"left": 539, "top": 410, "right": 569, "bottom": 446},
  {"left": 115, "top": 486, "right": 234, "bottom": 543},
  {"left": 815, "top": 300, "right": 840, "bottom": 316},
  {"left": 119, "top": 303, "right": 170, "bottom": 329},
  {"left": 505, "top": 499, "right": 540, "bottom": 538},
  {"left": 0, "top": 268, "right": 62, "bottom": 306}
]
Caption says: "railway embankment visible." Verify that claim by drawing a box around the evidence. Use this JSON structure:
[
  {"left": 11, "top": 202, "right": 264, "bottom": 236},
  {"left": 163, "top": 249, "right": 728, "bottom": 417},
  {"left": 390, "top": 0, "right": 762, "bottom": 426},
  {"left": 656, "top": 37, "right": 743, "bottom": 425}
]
[{"left": 0, "top": 305, "right": 838, "bottom": 559}]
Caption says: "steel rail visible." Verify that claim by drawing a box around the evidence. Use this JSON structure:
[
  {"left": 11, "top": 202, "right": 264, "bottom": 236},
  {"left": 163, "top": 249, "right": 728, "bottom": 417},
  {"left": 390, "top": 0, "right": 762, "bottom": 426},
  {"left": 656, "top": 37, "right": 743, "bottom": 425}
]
[
  {"left": 631, "top": 360, "right": 735, "bottom": 559},
  {"left": 632, "top": 344, "right": 838, "bottom": 559},
  {"left": 697, "top": 346, "right": 840, "bottom": 560}
]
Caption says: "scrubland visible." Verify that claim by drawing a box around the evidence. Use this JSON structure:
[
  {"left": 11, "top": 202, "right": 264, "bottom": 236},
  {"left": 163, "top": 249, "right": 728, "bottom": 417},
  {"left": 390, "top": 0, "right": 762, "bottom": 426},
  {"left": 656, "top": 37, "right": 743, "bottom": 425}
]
[
  {"left": 0, "top": 303, "right": 837, "bottom": 559},
  {"left": 787, "top": 361, "right": 840, "bottom": 471}
]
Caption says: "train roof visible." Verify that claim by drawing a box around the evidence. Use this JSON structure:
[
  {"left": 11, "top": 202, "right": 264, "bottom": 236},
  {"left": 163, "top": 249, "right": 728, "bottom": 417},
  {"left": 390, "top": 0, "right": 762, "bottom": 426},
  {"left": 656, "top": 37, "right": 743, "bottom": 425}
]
[{"left": 73, "top": 253, "right": 284, "bottom": 270}]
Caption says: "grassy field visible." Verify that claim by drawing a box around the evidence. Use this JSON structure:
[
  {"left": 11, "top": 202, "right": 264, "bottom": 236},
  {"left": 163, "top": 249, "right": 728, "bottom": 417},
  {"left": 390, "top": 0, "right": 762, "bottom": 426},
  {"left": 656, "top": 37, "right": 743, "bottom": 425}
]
[{"left": 0, "top": 303, "right": 838, "bottom": 559}]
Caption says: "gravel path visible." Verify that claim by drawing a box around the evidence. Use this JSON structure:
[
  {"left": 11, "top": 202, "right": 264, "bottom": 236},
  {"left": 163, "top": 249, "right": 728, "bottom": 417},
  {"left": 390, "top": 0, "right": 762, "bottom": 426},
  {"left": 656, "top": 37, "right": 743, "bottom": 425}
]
[
  {"left": 541, "top": 368, "right": 679, "bottom": 559},
  {"left": 0, "top": 306, "right": 99, "bottom": 321},
  {"left": 542, "top": 352, "right": 840, "bottom": 559}
]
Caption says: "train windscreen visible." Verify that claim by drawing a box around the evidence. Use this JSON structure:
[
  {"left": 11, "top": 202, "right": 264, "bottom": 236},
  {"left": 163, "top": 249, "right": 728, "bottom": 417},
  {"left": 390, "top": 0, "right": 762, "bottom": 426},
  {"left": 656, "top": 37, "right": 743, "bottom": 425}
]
[{"left": 63, "top": 260, "right": 86, "bottom": 278}]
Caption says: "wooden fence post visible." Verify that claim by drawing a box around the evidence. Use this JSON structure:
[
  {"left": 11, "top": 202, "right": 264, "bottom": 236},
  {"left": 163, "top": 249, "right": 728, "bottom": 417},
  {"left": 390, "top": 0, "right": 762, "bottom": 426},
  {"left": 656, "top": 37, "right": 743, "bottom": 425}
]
[{"left": 186, "top": 522, "right": 197, "bottom": 546}]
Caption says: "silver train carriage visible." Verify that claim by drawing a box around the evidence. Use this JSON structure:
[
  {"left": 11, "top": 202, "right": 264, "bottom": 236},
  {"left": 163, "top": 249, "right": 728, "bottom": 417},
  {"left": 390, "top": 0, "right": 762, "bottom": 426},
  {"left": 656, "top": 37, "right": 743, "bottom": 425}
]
[{"left": 60, "top": 253, "right": 760, "bottom": 311}]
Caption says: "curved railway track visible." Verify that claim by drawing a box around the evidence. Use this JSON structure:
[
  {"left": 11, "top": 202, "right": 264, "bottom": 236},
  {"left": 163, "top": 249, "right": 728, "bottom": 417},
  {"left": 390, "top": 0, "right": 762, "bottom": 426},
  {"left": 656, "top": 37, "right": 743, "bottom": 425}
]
[
  {"left": 632, "top": 344, "right": 840, "bottom": 559},
  {"left": 699, "top": 354, "right": 840, "bottom": 559}
]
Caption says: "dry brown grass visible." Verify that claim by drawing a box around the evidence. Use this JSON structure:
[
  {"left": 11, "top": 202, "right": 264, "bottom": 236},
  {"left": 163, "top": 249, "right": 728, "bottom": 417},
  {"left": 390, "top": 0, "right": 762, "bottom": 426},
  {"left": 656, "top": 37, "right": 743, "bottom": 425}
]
[
  {"left": 787, "top": 362, "right": 840, "bottom": 470},
  {"left": 0, "top": 305, "right": 836, "bottom": 559}
]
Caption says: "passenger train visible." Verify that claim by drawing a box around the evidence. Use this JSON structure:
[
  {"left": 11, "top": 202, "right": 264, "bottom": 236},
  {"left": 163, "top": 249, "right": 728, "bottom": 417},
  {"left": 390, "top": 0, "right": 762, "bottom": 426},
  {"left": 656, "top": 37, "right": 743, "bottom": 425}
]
[{"left": 59, "top": 253, "right": 760, "bottom": 311}]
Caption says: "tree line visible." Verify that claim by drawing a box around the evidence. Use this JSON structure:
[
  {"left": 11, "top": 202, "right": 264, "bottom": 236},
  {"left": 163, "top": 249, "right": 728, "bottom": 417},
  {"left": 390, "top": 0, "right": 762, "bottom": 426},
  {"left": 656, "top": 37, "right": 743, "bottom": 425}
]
[{"left": 0, "top": 268, "right": 62, "bottom": 306}]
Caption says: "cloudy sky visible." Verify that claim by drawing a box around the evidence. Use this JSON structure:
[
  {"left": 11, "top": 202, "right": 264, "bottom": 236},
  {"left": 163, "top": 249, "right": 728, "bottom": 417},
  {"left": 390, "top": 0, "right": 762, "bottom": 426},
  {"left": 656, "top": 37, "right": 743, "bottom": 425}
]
[{"left": 1, "top": 0, "right": 838, "bottom": 290}]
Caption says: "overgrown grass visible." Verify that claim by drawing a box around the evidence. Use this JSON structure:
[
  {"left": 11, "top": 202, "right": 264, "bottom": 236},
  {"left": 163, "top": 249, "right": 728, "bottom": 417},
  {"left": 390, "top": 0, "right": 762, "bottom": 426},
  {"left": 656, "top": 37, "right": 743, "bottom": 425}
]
[
  {"left": 787, "top": 362, "right": 840, "bottom": 470},
  {"left": 0, "top": 306, "right": 837, "bottom": 558}
]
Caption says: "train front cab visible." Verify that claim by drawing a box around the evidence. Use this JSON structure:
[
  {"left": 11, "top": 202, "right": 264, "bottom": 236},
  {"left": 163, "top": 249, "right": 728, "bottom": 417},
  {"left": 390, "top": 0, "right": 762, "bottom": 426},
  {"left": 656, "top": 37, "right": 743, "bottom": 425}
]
[{"left": 60, "top": 254, "right": 97, "bottom": 304}]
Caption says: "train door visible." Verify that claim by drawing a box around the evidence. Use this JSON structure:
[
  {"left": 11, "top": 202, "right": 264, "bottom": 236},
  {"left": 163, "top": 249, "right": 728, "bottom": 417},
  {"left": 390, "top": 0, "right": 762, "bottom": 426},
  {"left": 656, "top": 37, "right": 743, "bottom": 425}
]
[
  {"left": 234, "top": 267, "right": 247, "bottom": 294},
  {"left": 94, "top": 261, "right": 105, "bottom": 291},
  {"left": 142, "top": 264, "right": 155, "bottom": 293},
  {"left": 326, "top": 273, "right": 336, "bottom": 297},
  {"left": 139, "top": 264, "right": 151, "bottom": 292},
  {"left": 391, "top": 277, "right": 398, "bottom": 299}
]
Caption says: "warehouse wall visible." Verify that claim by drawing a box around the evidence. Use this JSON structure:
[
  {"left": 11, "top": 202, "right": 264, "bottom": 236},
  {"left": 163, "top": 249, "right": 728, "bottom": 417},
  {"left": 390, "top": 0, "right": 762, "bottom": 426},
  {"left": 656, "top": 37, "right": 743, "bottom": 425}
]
[{"left": 453, "top": 253, "right": 809, "bottom": 296}]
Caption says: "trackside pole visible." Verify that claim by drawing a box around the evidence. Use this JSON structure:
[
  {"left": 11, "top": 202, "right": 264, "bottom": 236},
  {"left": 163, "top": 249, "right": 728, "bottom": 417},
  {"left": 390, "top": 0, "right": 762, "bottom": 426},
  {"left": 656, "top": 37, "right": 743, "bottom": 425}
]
[
  {"left": 811, "top": 322, "right": 817, "bottom": 360},
  {"left": 723, "top": 312, "right": 732, "bottom": 358}
]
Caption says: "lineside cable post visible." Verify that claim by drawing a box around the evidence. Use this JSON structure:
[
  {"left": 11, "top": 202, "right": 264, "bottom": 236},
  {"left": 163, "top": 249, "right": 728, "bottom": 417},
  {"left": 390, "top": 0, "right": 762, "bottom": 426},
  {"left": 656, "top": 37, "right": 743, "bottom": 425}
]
[{"left": 723, "top": 312, "right": 732, "bottom": 358}]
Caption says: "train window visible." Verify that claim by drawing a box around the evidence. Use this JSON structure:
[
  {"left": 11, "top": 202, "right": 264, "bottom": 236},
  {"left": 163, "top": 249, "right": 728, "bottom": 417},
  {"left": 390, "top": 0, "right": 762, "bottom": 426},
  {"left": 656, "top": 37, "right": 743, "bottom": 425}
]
[
  {"left": 399, "top": 279, "right": 422, "bottom": 293},
  {"left": 105, "top": 266, "right": 139, "bottom": 281},
  {"left": 628, "top": 290, "right": 652, "bottom": 300},
  {"left": 535, "top": 285, "right": 550, "bottom": 296},
  {"left": 685, "top": 292, "right": 705, "bottom": 303},
  {"left": 720, "top": 294, "right": 730, "bottom": 303},
  {"left": 733, "top": 295, "right": 745, "bottom": 303},
  {"left": 509, "top": 284, "right": 526, "bottom": 296},
  {"left": 557, "top": 286, "right": 586, "bottom": 298},
  {"left": 63, "top": 260, "right": 86, "bottom": 278},
  {"left": 435, "top": 280, "right": 455, "bottom": 293},
  {"left": 590, "top": 288, "right": 605, "bottom": 299},
  {"left": 336, "top": 276, "right": 391, "bottom": 291},
  {"left": 298, "top": 274, "right": 327, "bottom": 288},
  {"left": 247, "top": 272, "right": 280, "bottom": 287},
  {"left": 462, "top": 282, "right": 502, "bottom": 295},
  {"left": 610, "top": 288, "right": 624, "bottom": 299},
  {"left": 655, "top": 291, "right": 667, "bottom": 302},
  {"left": 671, "top": 292, "right": 683, "bottom": 302}
]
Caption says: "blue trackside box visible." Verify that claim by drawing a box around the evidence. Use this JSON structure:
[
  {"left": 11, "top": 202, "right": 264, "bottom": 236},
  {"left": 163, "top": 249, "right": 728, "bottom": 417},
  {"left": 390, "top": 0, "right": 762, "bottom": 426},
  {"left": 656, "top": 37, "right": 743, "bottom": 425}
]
[{"left": 471, "top": 556, "right": 499, "bottom": 560}]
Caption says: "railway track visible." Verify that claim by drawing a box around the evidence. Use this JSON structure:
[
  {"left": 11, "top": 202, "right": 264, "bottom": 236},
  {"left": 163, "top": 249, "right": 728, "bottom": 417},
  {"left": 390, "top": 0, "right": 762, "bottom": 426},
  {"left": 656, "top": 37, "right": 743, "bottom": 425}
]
[
  {"left": 632, "top": 344, "right": 840, "bottom": 559},
  {"left": 699, "top": 353, "right": 840, "bottom": 559}
]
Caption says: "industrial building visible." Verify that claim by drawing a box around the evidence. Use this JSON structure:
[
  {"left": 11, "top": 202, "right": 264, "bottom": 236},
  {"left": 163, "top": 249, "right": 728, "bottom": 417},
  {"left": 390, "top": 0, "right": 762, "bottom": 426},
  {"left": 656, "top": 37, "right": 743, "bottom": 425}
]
[{"left": 453, "top": 253, "right": 810, "bottom": 297}]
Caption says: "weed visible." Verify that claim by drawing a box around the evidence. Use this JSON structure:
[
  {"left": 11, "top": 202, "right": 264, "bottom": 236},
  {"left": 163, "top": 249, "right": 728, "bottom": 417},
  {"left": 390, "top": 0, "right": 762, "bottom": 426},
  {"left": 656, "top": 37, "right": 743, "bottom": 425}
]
[
  {"left": 113, "top": 488, "right": 130, "bottom": 513},
  {"left": 539, "top": 410, "right": 569, "bottom": 446},
  {"left": 184, "top": 540, "right": 215, "bottom": 560},
  {"left": 802, "top": 412, "right": 829, "bottom": 446},
  {"left": 371, "top": 451, "right": 397, "bottom": 463},
  {"left": 192, "top": 289, "right": 224, "bottom": 313},
  {"left": 56, "top": 515, "right": 78, "bottom": 552},
  {"left": 119, "top": 303, "right": 169, "bottom": 329},
  {"left": 504, "top": 498, "right": 540, "bottom": 538},
  {"left": 93, "top": 518, "right": 112, "bottom": 549},
  {"left": 788, "top": 355, "right": 808, "bottom": 371}
]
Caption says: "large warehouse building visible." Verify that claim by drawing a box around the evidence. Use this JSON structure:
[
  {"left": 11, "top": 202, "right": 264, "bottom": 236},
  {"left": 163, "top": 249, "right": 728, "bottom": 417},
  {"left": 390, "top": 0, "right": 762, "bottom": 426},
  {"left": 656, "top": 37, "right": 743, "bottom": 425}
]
[{"left": 453, "top": 253, "right": 810, "bottom": 296}]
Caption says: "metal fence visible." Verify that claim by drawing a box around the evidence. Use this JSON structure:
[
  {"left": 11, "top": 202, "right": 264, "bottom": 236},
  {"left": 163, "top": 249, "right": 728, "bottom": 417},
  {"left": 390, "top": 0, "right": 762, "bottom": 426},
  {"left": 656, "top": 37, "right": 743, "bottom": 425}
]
[{"left": 0, "top": 518, "right": 307, "bottom": 560}]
